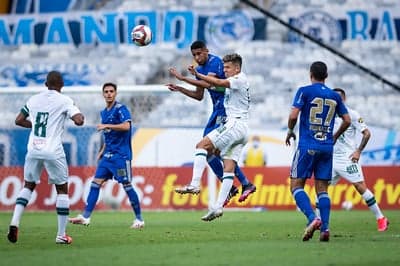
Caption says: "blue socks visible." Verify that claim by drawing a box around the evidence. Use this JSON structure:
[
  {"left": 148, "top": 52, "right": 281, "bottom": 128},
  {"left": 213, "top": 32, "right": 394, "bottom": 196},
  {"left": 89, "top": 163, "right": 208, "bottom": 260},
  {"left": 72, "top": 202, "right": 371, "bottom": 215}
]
[
  {"left": 317, "top": 192, "right": 330, "bottom": 231},
  {"left": 208, "top": 154, "right": 250, "bottom": 186},
  {"left": 292, "top": 188, "right": 316, "bottom": 223},
  {"left": 234, "top": 165, "right": 250, "bottom": 186},
  {"left": 83, "top": 181, "right": 101, "bottom": 218},
  {"left": 207, "top": 155, "right": 224, "bottom": 181},
  {"left": 124, "top": 184, "right": 143, "bottom": 221}
]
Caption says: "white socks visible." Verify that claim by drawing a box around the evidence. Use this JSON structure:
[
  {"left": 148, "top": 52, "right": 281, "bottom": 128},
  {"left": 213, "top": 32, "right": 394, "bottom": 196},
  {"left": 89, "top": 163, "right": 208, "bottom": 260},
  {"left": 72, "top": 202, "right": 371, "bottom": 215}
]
[
  {"left": 10, "top": 188, "right": 32, "bottom": 227},
  {"left": 56, "top": 194, "right": 70, "bottom": 236},
  {"left": 190, "top": 148, "right": 208, "bottom": 188},
  {"left": 215, "top": 173, "right": 234, "bottom": 209},
  {"left": 362, "top": 189, "right": 384, "bottom": 219}
]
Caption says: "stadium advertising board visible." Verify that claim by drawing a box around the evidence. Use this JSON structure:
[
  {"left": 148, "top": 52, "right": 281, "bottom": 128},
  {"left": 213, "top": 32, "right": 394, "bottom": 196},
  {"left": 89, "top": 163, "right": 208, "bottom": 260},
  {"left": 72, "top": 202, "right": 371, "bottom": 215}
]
[
  {"left": 0, "top": 166, "right": 398, "bottom": 211},
  {"left": 1, "top": 127, "right": 399, "bottom": 167},
  {"left": 0, "top": 9, "right": 265, "bottom": 49},
  {"left": 288, "top": 8, "right": 400, "bottom": 43}
]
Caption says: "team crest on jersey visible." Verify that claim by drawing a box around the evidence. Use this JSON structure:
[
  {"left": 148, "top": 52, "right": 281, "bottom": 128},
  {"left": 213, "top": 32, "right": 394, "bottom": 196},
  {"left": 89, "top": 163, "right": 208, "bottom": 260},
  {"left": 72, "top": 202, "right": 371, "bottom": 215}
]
[
  {"left": 289, "top": 10, "right": 342, "bottom": 44},
  {"left": 204, "top": 11, "right": 254, "bottom": 49},
  {"left": 358, "top": 118, "right": 364, "bottom": 123}
]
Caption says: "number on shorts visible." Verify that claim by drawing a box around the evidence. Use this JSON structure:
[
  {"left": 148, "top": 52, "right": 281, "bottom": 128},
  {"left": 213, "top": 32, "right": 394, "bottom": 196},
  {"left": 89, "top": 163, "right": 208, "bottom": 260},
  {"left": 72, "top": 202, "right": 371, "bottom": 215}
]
[{"left": 34, "top": 112, "right": 49, "bottom": 137}]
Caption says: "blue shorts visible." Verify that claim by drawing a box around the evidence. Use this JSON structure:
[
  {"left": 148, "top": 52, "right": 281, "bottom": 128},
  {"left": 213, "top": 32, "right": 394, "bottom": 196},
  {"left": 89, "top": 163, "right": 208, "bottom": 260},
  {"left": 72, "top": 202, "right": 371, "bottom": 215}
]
[
  {"left": 203, "top": 110, "right": 226, "bottom": 136},
  {"left": 290, "top": 147, "right": 333, "bottom": 180},
  {"left": 95, "top": 154, "right": 132, "bottom": 183}
]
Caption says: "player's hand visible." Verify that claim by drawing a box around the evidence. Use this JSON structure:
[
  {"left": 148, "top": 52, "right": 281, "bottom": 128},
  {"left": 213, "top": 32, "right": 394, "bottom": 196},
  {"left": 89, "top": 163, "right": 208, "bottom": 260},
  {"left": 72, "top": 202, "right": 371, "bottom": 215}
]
[
  {"left": 349, "top": 149, "right": 361, "bottom": 163},
  {"left": 285, "top": 132, "right": 296, "bottom": 146},
  {"left": 168, "top": 67, "right": 184, "bottom": 80},
  {"left": 188, "top": 65, "right": 196, "bottom": 76},
  {"left": 165, "top": 83, "right": 179, "bottom": 92},
  {"left": 97, "top": 124, "right": 108, "bottom": 131}
]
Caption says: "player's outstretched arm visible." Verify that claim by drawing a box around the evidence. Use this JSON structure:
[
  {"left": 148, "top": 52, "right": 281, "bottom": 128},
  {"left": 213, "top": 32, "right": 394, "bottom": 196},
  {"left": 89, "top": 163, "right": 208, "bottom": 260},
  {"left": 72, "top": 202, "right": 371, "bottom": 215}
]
[
  {"left": 169, "top": 67, "right": 210, "bottom": 89},
  {"left": 188, "top": 65, "right": 230, "bottom": 88},
  {"left": 165, "top": 83, "right": 205, "bottom": 101}
]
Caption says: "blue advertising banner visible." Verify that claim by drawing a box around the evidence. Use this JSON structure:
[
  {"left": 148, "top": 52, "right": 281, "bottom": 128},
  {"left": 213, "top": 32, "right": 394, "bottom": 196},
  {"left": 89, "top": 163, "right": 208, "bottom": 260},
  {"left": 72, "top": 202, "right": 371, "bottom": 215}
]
[
  {"left": 0, "top": 9, "right": 266, "bottom": 49},
  {"left": 287, "top": 8, "right": 400, "bottom": 43}
]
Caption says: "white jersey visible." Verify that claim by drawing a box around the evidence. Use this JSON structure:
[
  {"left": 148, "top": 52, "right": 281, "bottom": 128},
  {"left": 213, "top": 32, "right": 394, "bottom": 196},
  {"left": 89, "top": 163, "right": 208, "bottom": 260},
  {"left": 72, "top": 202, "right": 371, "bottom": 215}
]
[
  {"left": 22, "top": 90, "right": 81, "bottom": 159},
  {"left": 225, "top": 72, "right": 250, "bottom": 120},
  {"left": 334, "top": 106, "right": 368, "bottom": 156}
]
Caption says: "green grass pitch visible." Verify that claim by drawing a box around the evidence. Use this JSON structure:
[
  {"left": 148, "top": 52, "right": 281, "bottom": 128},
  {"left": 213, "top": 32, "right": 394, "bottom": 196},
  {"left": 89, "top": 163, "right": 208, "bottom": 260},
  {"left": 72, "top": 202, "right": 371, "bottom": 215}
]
[{"left": 1, "top": 210, "right": 399, "bottom": 266}]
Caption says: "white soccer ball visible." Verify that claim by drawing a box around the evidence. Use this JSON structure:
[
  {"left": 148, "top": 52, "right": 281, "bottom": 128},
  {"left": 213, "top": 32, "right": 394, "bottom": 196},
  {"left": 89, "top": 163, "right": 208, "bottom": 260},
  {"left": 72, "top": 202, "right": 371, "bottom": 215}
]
[
  {"left": 131, "top": 25, "right": 152, "bottom": 46},
  {"left": 341, "top": 200, "right": 353, "bottom": 211}
]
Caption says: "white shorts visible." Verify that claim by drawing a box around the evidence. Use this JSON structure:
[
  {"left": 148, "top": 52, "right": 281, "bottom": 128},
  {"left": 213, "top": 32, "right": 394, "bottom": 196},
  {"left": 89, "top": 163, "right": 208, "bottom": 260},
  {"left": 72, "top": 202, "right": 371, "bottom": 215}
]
[
  {"left": 331, "top": 153, "right": 364, "bottom": 185},
  {"left": 207, "top": 118, "right": 248, "bottom": 162},
  {"left": 24, "top": 155, "right": 69, "bottom": 185}
]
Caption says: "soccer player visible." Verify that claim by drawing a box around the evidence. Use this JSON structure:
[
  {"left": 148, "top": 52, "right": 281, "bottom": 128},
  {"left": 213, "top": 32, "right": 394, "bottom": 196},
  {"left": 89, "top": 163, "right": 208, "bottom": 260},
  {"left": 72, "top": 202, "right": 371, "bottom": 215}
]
[
  {"left": 69, "top": 83, "right": 144, "bottom": 229},
  {"left": 7, "top": 71, "right": 85, "bottom": 244},
  {"left": 174, "top": 53, "right": 250, "bottom": 221},
  {"left": 168, "top": 40, "right": 256, "bottom": 204},
  {"left": 285, "top": 62, "right": 351, "bottom": 242},
  {"left": 316, "top": 88, "right": 389, "bottom": 231}
]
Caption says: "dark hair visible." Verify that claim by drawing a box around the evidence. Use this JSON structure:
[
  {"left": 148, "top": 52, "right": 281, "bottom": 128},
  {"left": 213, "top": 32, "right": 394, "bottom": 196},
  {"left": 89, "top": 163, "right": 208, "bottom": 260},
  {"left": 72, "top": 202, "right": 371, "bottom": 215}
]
[
  {"left": 223, "top": 53, "right": 242, "bottom": 68},
  {"left": 46, "top": 71, "right": 64, "bottom": 88},
  {"left": 333, "top": 87, "right": 346, "bottom": 97},
  {"left": 190, "top": 40, "right": 206, "bottom": 50},
  {"left": 102, "top": 82, "right": 117, "bottom": 91},
  {"left": 310, "top": 61, "right": 328, "bottom": 81}
]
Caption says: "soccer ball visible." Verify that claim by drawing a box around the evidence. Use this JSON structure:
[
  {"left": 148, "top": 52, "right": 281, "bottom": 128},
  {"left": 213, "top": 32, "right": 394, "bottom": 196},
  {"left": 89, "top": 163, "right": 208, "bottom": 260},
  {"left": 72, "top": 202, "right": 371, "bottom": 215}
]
[
  {"left": 131, "top": 25, "right": 152, "bottom": 46},
  {"left": 341, "top": 200, "right": 353, "bottom": 211}
]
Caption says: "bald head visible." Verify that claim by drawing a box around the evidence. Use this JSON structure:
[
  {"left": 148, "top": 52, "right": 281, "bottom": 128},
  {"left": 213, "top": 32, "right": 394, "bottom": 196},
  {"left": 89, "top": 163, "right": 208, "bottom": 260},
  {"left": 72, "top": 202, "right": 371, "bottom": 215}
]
[{"left": 46, "top": 71, "right": 64, "bottom": 91}]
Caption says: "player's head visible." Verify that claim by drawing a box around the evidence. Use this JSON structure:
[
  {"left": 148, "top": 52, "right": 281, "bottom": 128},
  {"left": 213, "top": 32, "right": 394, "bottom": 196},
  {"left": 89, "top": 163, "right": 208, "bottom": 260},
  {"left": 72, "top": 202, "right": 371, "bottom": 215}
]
[
  {"left": 333, "top": 87, "right": 346, "bottom": 101},
  {"left": 222, "top": 53, "right": 242, "bottom": 78},
  {"left": 45, "top": 71, "right": 64, "bottom": 91},
  {"left": 190, "top": 40, "right": 209, "bottom": 66},
  {"left": 310, "top": 61, "right": 328, "bottom": 82},
  {"left": 102, "top": 82, "right": 117, "bottom": 105}
]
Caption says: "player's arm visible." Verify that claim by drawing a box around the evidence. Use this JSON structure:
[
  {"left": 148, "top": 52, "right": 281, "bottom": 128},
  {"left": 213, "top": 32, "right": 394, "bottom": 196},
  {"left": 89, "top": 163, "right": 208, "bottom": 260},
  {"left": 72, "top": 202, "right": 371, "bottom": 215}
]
[
  {"left": 285, "top": 107, "right": 300, "bottom": 146},
  {"left": 188, "top": 65, "right": 230, "bottom": 88},
  {"left": 97, "top": 142, "right": 105, "bottom": 161},
  {"left": 350, "top": 128, "right": 371, "bottom": 163},
  {"left": 333, "top": 113, "right": 351, "bottom": 143},
  {"left": 169, "top": 68, "right": 211, "bottom": 89},
  {"left": 71, "top": 113, "right": 84, "bottom": 126},
  {"left": 166, "top": 83, "right": 205, "bottom": 101},
  {"left": 15, "top": 111, "right": 32, "bottom": 128},
  {"left": 97, "top": 121, "right": 130, "bottom": 132}
]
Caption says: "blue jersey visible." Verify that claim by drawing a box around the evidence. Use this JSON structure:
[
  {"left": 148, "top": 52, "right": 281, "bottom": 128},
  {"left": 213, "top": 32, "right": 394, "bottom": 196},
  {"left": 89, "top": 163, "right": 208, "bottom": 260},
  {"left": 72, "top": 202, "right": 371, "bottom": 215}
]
[
  {"left": 100, "top": 101, "right": 132, "bottom": 160},
  {"left": 292, "top": 83, "right": 348, "bottom": 151},
  {"left": 196, "top": 53, "right": 226, "bottom": 135}
]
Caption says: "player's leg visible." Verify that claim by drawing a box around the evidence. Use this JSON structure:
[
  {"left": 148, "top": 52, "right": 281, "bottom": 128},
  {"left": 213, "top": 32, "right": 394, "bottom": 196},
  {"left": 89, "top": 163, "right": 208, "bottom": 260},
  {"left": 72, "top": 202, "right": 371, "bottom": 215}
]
[
  {"left": 69, "top": 161, "right": 109, "bottom": 225},
  {"left": 314, "top": 151, "right": 334, "bottom": 242},
  {"left": 114, "top": 159, "right": 144, "bottom": 229},
  {"left": 46, "top": 157, "right": 73, "bottom": 244},
  {"left": 202, "top": 120, "right": 247, "bottom": 221},
  {"left": 8, "top": 157, "right": 41, "bottom": 243},
  {"left": 175, "top": 136, "right": 215, "bottom": 194},
  {"left": 353, "top": 180, "right": 388, "bottom": 231},
  {"left": 236, "top": 165, "right": 256, "bottom": 203},
  {"left": 290, "top": 148, "right": 320, "bottom": 241}
]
